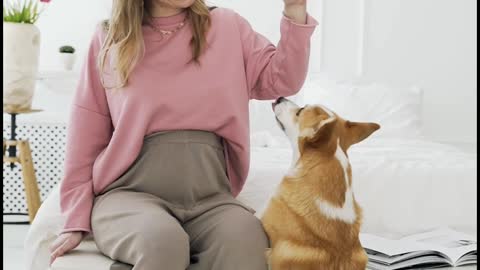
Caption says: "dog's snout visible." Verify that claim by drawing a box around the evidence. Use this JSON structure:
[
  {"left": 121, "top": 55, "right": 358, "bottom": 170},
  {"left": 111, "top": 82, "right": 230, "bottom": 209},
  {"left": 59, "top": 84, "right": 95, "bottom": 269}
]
[
  {"left": 272, "top": 97, "right": 287, "bottom": 109},
  {"left": 275, "top": 97, "right": 287, "bottom": 104}
]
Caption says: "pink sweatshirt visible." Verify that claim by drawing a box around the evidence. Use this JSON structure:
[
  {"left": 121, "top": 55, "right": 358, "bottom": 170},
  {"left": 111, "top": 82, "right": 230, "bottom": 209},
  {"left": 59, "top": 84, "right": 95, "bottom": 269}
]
[{"left": 60, "top": 8, "right": 318, "bottom": 233}]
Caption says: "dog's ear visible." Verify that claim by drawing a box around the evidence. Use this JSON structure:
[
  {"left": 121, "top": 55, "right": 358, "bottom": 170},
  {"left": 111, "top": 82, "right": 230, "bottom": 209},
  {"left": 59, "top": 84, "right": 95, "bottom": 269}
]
[
  {"left": 305, "top": 116, "right": 337, "bottom": 147},
  {"left": 344, "top": 121, "right": 380, "bottom": 146}
]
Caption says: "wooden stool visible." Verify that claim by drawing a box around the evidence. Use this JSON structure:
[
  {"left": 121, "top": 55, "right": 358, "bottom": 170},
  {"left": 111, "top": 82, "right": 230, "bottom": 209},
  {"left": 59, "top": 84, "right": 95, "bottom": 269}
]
[{"left": 3, "top": 108, "right": 43, "bottom": 222}]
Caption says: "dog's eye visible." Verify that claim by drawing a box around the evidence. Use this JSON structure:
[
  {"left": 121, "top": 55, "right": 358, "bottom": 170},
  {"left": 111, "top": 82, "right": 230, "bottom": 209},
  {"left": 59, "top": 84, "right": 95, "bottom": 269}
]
[{"left": 296, "top": 107, "right": 305, "bottom": 116}]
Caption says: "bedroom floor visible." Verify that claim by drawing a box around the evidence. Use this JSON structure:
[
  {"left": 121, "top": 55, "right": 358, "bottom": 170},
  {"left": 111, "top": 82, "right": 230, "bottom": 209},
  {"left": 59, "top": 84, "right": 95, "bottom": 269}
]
[{"left": 3, "top": 225, "right": 477, "bottom": 270}]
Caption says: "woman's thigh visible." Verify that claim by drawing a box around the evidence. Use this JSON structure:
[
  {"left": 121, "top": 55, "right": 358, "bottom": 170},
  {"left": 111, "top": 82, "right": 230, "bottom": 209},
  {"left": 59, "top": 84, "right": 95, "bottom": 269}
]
[
  {"left": 91, "top": 190, "right": 190, "bottom": 270},
  {"left": 184, "top": 204, "right": 269, "bottom": 270}
]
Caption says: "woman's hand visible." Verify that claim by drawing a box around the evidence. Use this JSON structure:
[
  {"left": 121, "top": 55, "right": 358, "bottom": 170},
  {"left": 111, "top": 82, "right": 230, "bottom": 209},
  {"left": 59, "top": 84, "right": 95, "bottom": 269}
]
[
  {"left": 283, "top": 0, "right": 307, "bottom": 24},
  {"left": 284, "top": 0, "right": 306, "bottom": 5},
  {"left": 49, "top": 231, "right": 84, "bottom": 265}
]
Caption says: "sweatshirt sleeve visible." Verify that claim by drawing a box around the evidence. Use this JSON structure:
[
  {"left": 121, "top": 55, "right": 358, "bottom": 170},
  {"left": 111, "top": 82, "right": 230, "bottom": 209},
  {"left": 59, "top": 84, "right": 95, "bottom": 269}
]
[
  {"left": 60, "top": 24, "right": 113, "bottom": 234},
  {"left": 234, "top": 12, "right": 318, "bottom": 100}
]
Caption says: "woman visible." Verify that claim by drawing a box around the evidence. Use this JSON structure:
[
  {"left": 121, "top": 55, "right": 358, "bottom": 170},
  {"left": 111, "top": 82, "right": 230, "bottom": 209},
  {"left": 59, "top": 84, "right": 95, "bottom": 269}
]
[{"left": 49, "top": 0, "right": 317, "bottom": 269}]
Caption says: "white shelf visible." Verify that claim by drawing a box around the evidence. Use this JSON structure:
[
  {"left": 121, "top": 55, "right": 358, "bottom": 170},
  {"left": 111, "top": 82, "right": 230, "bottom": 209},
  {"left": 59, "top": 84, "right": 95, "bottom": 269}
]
[
  {"left": 35, "top": 69, "right": 79, "bottom": 94},
  {"left": 37, "top": 69, "right": 80, "bottom": 80},
  {"left": 3, "top": 69, "right": 81, "bottom": 125}
]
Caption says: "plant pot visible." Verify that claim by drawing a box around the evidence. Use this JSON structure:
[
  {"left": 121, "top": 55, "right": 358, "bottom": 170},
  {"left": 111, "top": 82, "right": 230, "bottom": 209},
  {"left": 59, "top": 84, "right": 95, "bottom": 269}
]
[
  {"left": 60, "top": 53, "right": 76, "bottom": 70},
  {"left": 3, "top": 22, "right": 41, "bottom": 112}
]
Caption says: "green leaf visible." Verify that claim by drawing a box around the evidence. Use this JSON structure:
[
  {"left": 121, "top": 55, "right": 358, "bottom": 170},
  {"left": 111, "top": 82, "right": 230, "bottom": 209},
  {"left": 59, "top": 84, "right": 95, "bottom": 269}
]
[
  {"left": 2, "top": 0, "right": 40, "bottom": 23},
  {"left": 20, "top": 3, "right": 28, "bottom": 22},
  {"left": 32, "top": 2, "right": 38, "bottom": 22}
]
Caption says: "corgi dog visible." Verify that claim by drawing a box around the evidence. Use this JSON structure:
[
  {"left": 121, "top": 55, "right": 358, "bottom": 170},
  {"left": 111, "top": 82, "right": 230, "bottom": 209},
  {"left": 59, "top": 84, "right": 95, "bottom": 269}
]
[{"left": 261, "top": 97, "right": 380, "bottom": 270}]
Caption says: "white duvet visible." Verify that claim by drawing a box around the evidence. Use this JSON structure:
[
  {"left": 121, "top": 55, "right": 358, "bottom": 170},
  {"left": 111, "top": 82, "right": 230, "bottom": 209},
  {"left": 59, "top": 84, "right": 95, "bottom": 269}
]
[
  {"left": 21, "top": 74, "right": 477, "bottom": 270},
  {"left": 241, "top": 137, "right": 477, "bottom": 239},
  {"left": 24, "top": 136, "right": 476, "bottom": 270}
]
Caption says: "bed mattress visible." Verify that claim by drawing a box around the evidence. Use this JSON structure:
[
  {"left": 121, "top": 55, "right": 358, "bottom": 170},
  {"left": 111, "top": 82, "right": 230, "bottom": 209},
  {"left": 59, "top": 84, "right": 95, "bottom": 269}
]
[
  {"left": 240, "top": 137, "right": 477, "bottom": 239},
  {"left": 25, "top": 137, "right": 476, "bottom": 270}
]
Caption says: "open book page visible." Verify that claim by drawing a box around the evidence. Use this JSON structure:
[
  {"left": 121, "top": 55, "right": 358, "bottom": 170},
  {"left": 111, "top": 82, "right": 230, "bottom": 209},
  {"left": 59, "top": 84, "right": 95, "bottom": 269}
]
[
  {"left": 367, "top": 255, "right": 452, "bottom": 270},
  {"left": 360, "top": 227, "right": 477, "bottom": 267},
  {"left": 360, "top": 234, "right": 432, "bottom": 257},
  {"left": 367, "top": 250, "right": 450, "bottom": 265},
  {"left": 400, "top": 227, "right": 477, "bottom": 264}
]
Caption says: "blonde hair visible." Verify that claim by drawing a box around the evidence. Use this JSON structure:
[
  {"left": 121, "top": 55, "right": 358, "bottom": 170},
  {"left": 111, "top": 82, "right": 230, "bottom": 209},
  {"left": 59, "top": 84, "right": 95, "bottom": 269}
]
[{"left": 98, "top": 0, "right": 211, "bottom": 89}]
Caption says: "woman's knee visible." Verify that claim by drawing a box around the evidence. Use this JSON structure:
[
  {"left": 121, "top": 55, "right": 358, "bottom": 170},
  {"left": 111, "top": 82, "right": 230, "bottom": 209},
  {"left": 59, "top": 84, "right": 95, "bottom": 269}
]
[
  {"left": 196, "top": 207, "right": 269, "bottom": 269},
  {"left": 91, "top": 192, "right": 190, "bottom": 268},
  {"left": 135, "top": 218, "right": 190, "bottom": 257},
  {"left": 212, "top": 207, "right": 269, "bottom": 256},
  {"left": 133, "top": 224, "right": 190, "bottom": 269}
]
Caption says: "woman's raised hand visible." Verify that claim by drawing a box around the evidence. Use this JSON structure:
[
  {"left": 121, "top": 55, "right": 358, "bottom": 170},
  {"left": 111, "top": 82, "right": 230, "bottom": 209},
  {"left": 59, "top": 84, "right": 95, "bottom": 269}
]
[
  {"left": 283, "top": 0, "right": 307, "bottom": 24},
  {"left": 284, "top": 0, "right": 306, "bottom": 5}
]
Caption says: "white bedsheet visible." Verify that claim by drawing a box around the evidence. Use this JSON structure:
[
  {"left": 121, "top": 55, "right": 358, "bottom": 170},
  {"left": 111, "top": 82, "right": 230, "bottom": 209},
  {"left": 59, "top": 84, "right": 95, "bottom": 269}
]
[
  {"left": 239, "top": 137, "right": 477, "bottom": 239},
  {"left": 25, "top": 137, "right": 476, "bottom": 270}
]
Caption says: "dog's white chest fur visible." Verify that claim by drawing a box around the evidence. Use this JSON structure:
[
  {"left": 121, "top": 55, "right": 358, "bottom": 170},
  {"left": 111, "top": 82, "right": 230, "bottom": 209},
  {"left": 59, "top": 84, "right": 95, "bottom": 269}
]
[{"left": 315, "top": 140, "right": 357, "bottom": 224}]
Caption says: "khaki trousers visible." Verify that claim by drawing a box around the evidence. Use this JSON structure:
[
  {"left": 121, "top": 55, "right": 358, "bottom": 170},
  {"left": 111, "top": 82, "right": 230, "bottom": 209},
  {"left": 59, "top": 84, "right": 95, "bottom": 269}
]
[{"left": 91, "top": 131, "right": 269, "bottom": 270}]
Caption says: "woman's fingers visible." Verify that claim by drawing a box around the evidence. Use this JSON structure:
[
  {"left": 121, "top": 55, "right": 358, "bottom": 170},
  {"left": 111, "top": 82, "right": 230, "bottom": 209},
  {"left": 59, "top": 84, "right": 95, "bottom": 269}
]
[
  {"left": 48, "top": 233, "right": 67, "bottom": 253},
  {"left": 50, "top": 240, "right": 71, "bottom": 265},
  {"left": 49, "top": 232, "right": 84, "bottom": 265}
]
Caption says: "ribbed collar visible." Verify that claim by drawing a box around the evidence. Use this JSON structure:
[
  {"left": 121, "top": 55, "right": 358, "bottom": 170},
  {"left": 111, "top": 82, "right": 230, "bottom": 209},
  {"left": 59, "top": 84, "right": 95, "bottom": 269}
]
[{"left": 148, "top": 9, "right": 187, "bottom": 27}]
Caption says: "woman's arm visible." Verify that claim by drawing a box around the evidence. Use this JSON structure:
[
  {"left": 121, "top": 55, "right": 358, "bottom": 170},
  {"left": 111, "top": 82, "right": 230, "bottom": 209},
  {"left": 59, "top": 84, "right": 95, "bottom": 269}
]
[
  {"left": 235, "top": 2, "right": 318, "bottom": 100},
  {"left": 59, "top": 24, "right": 113, "bottom": 234}
]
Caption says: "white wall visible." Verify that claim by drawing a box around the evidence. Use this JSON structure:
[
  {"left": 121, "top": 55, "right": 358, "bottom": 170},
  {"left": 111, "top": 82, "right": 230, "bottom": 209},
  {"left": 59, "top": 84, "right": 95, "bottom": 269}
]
[
  {"left": 363, "top": 0, "right": 477, "bottom": 144},
  {"left": 318, "top": 0, "right": 477, "bottom": 144},
  {"left": 34, "top": 0, "right": 476, "bottom": 144},
  {"left": 35, "top": 0, "right": 111, "bottom": 71}
]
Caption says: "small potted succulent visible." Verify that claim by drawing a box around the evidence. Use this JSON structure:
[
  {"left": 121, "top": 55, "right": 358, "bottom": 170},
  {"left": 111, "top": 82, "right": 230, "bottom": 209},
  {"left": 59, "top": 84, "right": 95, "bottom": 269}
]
[{"left": 59, "top": 45, "right": 76, "bottom": 70}]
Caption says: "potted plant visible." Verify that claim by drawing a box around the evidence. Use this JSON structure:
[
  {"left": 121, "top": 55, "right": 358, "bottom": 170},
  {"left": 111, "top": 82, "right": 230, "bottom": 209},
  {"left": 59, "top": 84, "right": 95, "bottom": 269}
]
[
  {"left": 3, "top": 0, "right": 51, "bottom": 112},
  {"left": 59, "top": 45, "right": 76, "bottom": 70}
]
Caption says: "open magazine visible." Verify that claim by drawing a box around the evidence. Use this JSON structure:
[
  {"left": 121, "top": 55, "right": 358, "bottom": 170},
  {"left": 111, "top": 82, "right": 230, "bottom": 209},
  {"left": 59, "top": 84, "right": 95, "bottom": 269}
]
[{"left": 360, "top": 228, "right": 477, "bottom": 270}]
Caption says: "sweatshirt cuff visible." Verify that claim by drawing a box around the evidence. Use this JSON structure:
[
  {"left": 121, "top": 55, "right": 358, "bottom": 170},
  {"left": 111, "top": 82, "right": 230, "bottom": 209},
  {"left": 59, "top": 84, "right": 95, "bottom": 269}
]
[
  {"left": 61, "top": 227, "right": 91, "bottom": 235},
  {"left": 280, "top": 13, "right": 318, "bottom": 39},
  {"left": 60, "top": 182, "right": 94, "bottom": 234},
  {"left": 282, "top": 12, "right": 319, "bottom": 28},
  {"left": 61, "top": 212, "right": 92, "bottom": 234}
]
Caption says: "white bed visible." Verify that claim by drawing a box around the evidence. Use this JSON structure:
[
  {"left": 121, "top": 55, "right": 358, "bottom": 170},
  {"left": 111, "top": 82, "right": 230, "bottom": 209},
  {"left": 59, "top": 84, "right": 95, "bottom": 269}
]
[
  {"left": 245, "top": 76, "right": 477, "bottom": 238},
  {"left": 24, "top": 136, "right": 476, "bottom": 270},
  {"left": 243, "top": 137, "right": 477, "bottom": 238},
  {"left": 20, "top": 76, "right": 477, "bottom": 270}
]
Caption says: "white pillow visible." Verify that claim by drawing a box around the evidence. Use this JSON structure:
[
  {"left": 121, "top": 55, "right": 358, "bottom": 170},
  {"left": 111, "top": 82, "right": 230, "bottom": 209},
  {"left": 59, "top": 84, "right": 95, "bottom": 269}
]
[{"left": 302, "top": 76, "right": 423, "bottom": 138}]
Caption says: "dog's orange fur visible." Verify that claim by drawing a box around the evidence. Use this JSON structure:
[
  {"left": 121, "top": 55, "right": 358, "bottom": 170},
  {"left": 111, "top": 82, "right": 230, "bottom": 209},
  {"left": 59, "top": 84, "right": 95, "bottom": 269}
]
[{"left": 261, "top": 104, "right": 380, "bottom": 270}]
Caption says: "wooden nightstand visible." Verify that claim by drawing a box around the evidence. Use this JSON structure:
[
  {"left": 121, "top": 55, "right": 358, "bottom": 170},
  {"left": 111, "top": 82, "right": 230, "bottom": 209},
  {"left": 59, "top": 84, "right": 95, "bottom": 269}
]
[{"left": 3, "top": 107, "right": 43, "bottom": 223}]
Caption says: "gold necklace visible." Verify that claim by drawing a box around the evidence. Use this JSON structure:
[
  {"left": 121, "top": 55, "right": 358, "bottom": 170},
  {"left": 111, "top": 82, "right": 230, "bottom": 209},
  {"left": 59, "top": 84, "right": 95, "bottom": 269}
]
[{"left": 148, "top": 18, "right": 187, "bottom": 37}]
